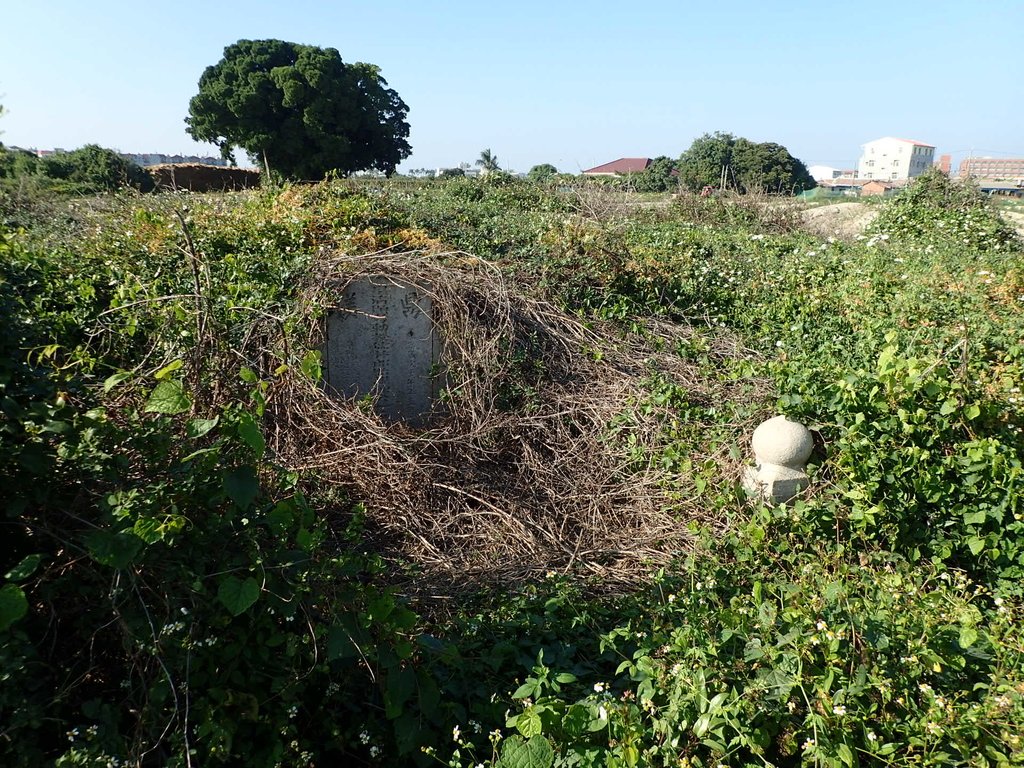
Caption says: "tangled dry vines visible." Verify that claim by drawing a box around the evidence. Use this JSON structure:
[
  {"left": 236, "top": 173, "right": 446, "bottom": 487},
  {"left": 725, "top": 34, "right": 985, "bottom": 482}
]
[{"left": 254, "top": 248, "right": 772, "bottom": 591}]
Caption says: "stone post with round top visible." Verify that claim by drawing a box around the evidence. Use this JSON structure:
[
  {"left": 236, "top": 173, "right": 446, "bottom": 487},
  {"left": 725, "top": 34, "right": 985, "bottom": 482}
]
[{"left": 742, "top": 415, "right": 814, "bottom": 504}]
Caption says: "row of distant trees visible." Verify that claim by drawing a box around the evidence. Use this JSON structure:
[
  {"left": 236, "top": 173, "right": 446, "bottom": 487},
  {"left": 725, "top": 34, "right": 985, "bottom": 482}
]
[
  {"left": 2, "top": 33, "right": 815, "bottom": 197},
  {"left": 182, "top": 40, "right": 813, "bottom": 195},
  {"left": 566, "top": 134, "right": 816, "bottom": 195},
  {"left": 411, "top": 135, "right": 815, "bottom": 196}
]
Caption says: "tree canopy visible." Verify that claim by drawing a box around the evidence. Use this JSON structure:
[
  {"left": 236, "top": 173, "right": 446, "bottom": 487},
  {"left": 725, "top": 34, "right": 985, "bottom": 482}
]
[
  {"left": 631, "top": 156, "right": 678, "bottom": 192},
  {"left": 676, "top": 132, "right": 815, "bottom": 194},
  {"left": 476, "top": 149, "right": 500, "bottom": 173},
  {"left": 527, "top": 163, "right": 558, "bottom": 182},
  {"left": 185, "top": 39, "right": 411, "bottom": 179}
]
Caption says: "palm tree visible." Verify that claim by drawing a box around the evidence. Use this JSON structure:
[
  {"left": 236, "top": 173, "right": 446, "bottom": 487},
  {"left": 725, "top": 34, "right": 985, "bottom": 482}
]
[{"left": 476, "top": 148, "right": 500, "bottom": 173}]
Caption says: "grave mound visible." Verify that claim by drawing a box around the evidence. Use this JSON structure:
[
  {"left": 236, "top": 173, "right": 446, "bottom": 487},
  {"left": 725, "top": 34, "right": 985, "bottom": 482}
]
[
  {"left": 147, "top": 163, "right": 261, "bottom": 192},
  {"left": 254, "top": 249, "right": 770, "bottom": 591}
]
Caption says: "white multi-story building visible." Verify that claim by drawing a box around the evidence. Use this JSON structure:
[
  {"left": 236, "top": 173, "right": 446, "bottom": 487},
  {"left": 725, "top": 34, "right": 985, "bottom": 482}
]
[{"left": 856, "top": 137, "right": 935, "bottom": 181}]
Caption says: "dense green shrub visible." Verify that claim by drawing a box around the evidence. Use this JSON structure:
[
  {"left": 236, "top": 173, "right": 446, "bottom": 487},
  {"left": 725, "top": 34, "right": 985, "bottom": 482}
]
[
  {"left": 870, "top": 168, "right": 1020, "bottom": 252},
  {"left": 41, "top": 144, "right": 154, "bottom": 193},
  {"left": 0, "top": 144, "right": 153, "bottom": 199}
]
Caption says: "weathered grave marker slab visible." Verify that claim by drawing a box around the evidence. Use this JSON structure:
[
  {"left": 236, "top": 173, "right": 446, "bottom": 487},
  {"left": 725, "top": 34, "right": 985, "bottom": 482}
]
[{"left": 324, "top": 277, "right": 441, "bottom": 425}]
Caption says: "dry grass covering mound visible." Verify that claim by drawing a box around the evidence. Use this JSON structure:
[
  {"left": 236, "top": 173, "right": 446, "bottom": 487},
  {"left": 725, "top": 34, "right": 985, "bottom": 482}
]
[
  {"left": 147, "top": 163, "right": 260, "bottom": 192},
  {"left": 259, "top": 249, "right": 770, "bottom": 589}
]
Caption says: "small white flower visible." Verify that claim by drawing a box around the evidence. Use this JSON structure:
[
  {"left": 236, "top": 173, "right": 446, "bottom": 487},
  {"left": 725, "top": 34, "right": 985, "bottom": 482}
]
[
  {"left": 832, "top": 704, "right": 847, "bottom": 716},
  {"left": 867, "top": 731, "right": 877, "bottom": 742},
  {"left": 452, "top": 725, "right": 461, "bottom": 741},
  {"left": 593, "top": 682, "right": 606, "bottom": 693}
]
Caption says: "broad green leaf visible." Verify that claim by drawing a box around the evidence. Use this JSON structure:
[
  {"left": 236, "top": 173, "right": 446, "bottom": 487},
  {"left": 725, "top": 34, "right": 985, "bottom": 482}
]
[
  {"left": 300, "top": 350, "right": 322, "bottom": 381},
  {"left": 326, "top": 624, "right": 366, "bottom": 661},
  {"left": 186, "top": 417, "right": 219, "bottom": 439},
  {"left": 939, "top": 399, "right": 957, "bottom": 416},
  {"left": 959, "top": 627, "right": 979, "bottom": 649},
  {"left": 236, "top": 414, "right": 266, "bottom": 458},
  {"left": 515, "top": 709, "right": 543, "bottom": 738},
  {"left": 103, "top": 370, "right": 133, "bottom": 393},
  {"left": 224, "top": 466, "right": 259, "bottom": 510},
  {"left": 217, "top": 576, "right": 260, "bottom": 616},
  {"left": 963, "top": 510, "right": 987, "bottom": 525},
  {"left": 384, "top": 665, "right": 416, "bottom": 719},
  {"left": 5, "top": 554, "right": 42, "bottom": 581},
  {"left": 85, "top": 530, "right": 143, "bottom": 569},
  {"left": 154, "top": 359, "right": 184, "bottom": 380},
  {"left": 964, "top": 403, "right": 981, "bottom": 420},
  {"left": 561, "top": 704, "right": 590, "bottom": 739},
  {"left": 512, "top": 682, "right": 535, "bottom": 700},
  {"left": 265, "top": 501, "right": 295, "bottom": 534},
  {"left": 967, "top": 536, "right": 986, "bottom": 555},
  {"left": 496, "top": 735, "right": 554, "bottom": 768},
  {"left": 837, "top": 743, "right": 854, "bottom": 767},
  {"left": 144, "top": 379, "right": 191, "bottom": 415},
  {"left": 0, "top": 584, "right": 29, "bottom": 631}
]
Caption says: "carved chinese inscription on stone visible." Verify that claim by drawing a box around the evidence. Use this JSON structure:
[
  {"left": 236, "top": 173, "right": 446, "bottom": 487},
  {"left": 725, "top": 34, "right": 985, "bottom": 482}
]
[{"left": 324, "top": 278, "right": 441, "bottom": 424}]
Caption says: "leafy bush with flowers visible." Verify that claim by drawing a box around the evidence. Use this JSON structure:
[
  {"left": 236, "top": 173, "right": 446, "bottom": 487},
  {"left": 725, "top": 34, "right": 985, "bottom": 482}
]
[{"left": 868, "top": 168, "right": 1020, "bottom": 253}]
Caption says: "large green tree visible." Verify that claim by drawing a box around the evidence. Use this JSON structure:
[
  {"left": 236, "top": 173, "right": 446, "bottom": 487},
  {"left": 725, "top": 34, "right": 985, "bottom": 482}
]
[
  {"left": 677, "top": 132, "right": 814, "bottom": 194},
  {"left": 185, "top": 39, "right": 411, "bottom": 179}
]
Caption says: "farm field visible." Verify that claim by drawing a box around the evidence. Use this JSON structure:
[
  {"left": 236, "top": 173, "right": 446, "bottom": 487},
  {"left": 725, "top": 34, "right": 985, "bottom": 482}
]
[{"left": 2, "top": 171, "right": 1023, "bottom": 767}]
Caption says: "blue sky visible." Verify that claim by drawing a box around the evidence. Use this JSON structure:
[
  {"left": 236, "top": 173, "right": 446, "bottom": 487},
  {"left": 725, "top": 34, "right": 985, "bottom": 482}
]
[{"left": 1, "top": 0, "right": 1021, "bottom": 173}]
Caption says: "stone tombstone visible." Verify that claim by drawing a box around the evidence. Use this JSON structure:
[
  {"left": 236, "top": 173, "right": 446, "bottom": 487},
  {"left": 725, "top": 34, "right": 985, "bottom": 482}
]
[
  {"left": 324, "top": 277, "right": 442, "bottom": 425},
  {"left": 742, "top": 415, "right": 814, "bottom": 505}
]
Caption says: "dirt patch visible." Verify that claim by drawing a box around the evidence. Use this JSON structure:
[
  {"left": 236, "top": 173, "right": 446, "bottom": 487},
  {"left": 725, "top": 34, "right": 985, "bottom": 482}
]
[
  {"left": 147, "top": 163, "right": 260, "bottom": 192},
  {"left": 799, "top": 202, "right": 878, "bottom": 239},
  {"left": 1002, "top": 210, "right": 1024, "bottom": 237}
]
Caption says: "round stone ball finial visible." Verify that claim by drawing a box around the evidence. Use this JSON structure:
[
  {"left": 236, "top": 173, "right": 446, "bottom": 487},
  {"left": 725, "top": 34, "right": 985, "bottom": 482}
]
[
  {"left": 750, "top": 415, "right": 814, "bottom": 469},
  {"left": 743, "top": 415, "right": 815, "bottom": 505}
]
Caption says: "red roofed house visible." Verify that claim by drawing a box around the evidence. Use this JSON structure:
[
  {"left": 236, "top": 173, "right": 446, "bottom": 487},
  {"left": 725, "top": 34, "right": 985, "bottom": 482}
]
[
  {"left": 582, "top": 157, "right": 652, "bottom": 176},
  {"left": 856, "top": 137, "right": 935, "bottom": 181}
]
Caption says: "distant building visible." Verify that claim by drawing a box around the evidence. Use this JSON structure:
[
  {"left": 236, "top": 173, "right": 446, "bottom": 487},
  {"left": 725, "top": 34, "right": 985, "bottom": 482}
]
[
  {"left": 582, "top": 158, "right": 652, "bottom": 176},
  {"left": 856, "top": 137, "right": 935, "bottom": 181},
  {"left": 808, "top": 165, "right": 843, "bottom": 182},
  {"left": 958, "top": 157, "right": 1024, "bottom": 180},
  {"left": 936, "top": 154, "right": 952, "bottom": 174},
  {"left": 120, "top": 152, "right": 228, "bottom": 167},
  {"left": 860, "top": 180, "right": 897, "bottom": 197}
]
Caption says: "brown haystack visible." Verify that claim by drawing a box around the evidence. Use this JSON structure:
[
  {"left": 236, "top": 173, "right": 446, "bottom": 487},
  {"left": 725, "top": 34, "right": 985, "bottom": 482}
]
[{"left": 257, "top": 249, "right": 771, "bottom": 590}]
